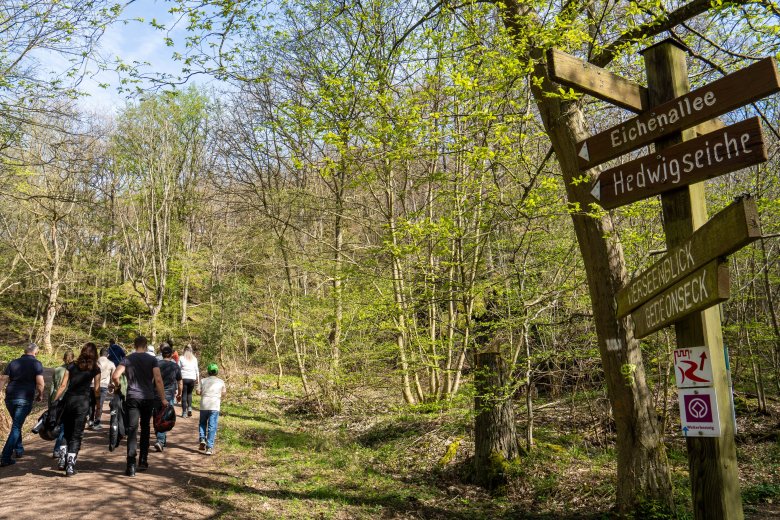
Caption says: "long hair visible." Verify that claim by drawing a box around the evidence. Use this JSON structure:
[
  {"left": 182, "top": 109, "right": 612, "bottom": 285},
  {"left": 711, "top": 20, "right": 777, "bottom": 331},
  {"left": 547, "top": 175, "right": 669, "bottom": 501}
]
[
  {"left": 76, "top": 342, "right": 99, "bottom": 372},
  {"left": 183, "top": 344, "right": 195, "bottom": 362}
]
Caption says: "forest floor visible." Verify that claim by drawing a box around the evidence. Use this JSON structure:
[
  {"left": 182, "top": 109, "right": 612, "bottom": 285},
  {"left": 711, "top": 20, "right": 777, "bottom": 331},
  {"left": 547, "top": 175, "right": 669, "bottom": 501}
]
[
  {"left": 0, "top": 356, "right": 778, "bottom": 519},
  {"left": 190, "top": 374, "right": 780, "bottom": 519}
]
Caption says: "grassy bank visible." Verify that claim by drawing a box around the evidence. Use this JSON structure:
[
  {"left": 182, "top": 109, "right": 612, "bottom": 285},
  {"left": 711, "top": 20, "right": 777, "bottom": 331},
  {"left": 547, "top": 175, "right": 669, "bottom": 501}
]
[{"left": 185, "top": 374, "right": 779, "bottom": 519}]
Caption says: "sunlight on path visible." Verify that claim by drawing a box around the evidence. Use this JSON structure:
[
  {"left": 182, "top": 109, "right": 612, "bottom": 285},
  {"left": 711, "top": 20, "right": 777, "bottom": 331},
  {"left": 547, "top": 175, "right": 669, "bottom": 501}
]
[{"left": 0, "top": 400, "right": 218, "bottom": 520}]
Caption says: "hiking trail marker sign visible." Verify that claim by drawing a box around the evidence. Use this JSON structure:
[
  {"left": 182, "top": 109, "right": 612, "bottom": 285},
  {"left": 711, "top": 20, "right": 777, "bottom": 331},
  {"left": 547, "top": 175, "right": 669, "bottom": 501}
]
[
  {"left": 674, "top": 346, "right": 714, "bottom": 388},
  {"left": 679, "top": 387, "right": 722, "bottom": 437}
]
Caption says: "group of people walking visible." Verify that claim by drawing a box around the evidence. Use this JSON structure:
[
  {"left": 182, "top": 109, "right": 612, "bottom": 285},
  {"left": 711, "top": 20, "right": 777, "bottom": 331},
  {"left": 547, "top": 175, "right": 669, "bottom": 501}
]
[{"left": 0, "top": 337, "right": 226, "bottom": 477}]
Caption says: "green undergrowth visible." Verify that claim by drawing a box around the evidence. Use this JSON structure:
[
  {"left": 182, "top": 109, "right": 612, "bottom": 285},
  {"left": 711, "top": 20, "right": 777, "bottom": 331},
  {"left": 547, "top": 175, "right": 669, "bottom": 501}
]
[{"left": 187, "top": 373, "right": 779, "bottom": 519}]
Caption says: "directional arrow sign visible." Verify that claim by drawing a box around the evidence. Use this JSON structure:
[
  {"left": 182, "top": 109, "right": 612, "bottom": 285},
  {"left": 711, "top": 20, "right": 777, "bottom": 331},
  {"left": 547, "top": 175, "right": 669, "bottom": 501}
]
[
  {"left": 590, "top": 117, "right": 767, "bottom": 209},
  {"left": 673, "top": 346, "right": 714, "bottom": 388},
  {"left": 618, "top": 196, "right": 761, "bottom": 317},
  {"left": 576, "top": 57, "right": 780, "bottom": 170},
  {"left": 631, "top": 260, "right": 730, "bottom": 339}
]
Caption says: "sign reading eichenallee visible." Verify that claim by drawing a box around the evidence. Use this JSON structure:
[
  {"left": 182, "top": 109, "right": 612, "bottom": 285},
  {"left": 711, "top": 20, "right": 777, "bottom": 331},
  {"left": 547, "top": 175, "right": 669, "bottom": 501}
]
[{"left": 576, "top": 57, "right": 780, "bottom": 170}]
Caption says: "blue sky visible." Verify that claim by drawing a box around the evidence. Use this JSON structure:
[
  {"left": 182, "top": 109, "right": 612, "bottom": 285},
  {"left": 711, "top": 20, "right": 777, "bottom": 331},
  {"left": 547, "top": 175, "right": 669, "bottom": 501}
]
[{"left": 36, "top": 0, "right": 213, "bottom": 112}]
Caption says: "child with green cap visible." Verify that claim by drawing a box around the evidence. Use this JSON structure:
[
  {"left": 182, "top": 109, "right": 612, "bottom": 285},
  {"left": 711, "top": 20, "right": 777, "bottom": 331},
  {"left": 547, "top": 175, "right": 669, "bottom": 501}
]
[{"left": 197, "top": 363, "right": 226, "bottom": 455}]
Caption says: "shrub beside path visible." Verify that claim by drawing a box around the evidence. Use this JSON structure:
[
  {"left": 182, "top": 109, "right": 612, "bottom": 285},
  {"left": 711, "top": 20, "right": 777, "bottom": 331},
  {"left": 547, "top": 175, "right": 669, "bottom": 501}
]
[{"left": 0, "top": 383, "right": 220, "bottom": 519}]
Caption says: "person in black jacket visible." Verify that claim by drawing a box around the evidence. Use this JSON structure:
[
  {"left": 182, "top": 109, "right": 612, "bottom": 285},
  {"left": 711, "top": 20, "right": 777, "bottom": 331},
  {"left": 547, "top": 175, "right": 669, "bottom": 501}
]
[
  {"left": 53, "top": 343, "right": 101, "bottom": 476},
  {"left": 154, "top": 344, "right": 182, "bottom": 452}
]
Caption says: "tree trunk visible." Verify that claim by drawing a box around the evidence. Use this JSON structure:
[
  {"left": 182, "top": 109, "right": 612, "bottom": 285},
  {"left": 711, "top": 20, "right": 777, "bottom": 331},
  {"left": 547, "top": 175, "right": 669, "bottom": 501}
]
[
  {"left": 495, "top": 5, "right": 673, "bottom": 510},
  {"left": 474, "top": 348, "right": 520, "bottom": 489},
  {"left": 41, "top": 280, "right": 60, "bottom": 354}
]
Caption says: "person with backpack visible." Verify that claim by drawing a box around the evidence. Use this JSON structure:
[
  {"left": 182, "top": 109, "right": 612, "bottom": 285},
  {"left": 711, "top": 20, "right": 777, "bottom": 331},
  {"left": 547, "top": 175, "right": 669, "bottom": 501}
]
[
  {"left": 111, "top": 335, "right": 168, "bottom": 477},
  {"left": 49, "top": 348, "right": 74, "bottom": 462},
  {"left": 197, "top": 363, "right": 226, "bottom": 456},
  {"left": 154, "top": 344, "right": 182, "bottom": 452},
  {"left": 52, "top": 343, "right": 101, "bottom": 476},
  {"left": 0, "top": 343, "right": 44, "bottom": 467},
  {"left": 178, "top": 345, "right": 199, "bottom": 418},
  {"left": 106, "top": 338, "right": 126, "bottom": 366}
]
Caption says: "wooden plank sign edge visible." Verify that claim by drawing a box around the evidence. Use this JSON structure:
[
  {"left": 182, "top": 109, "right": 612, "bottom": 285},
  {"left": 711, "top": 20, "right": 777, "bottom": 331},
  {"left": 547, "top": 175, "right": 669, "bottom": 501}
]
[
  {"left": 631, "top": 260, "right": 730, "bottom": 339},
  {"left": 547, "top": 49, "right": 648, "bottom": 113},
  {"left": 576, "top": 57, "right": 780, "bottom": 170},
  {"left": 617, "top": 196, "right": 760, "bottom": 317},
  {"left": 591, "top": 117, "right": 767, "bottom": 210}
]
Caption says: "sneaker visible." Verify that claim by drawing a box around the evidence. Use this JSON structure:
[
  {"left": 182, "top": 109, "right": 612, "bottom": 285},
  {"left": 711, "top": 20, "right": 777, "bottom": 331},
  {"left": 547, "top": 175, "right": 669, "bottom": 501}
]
[
  {"left": 187, "top": 410, "right": 192, "bottom": 417},
  {"left": 91, "top": 424, "right": 103, "bottom": 431},
  {"left": 14, "top": 448, "right": 23, "bottom": 459},
  {"left": 199, "top": 440, "right": 206, "bottom": 451},
  {"left": 0, "top": 459, "right": 15, "bottom": 467},
  {"left": 138, "top": 458, "right": 149, "bottom": 471},
  {"left": 205, "top": 448, "right": 213, "bottom": 455},
  {"left": 57, "top": 450, "right": 67, "bottom": 470},
  {"left": 154, "top": 442, "right": 163, "bottom": 452}
]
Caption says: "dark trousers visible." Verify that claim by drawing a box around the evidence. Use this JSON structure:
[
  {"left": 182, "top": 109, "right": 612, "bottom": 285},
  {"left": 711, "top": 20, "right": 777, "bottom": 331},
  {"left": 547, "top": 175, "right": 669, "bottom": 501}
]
[
  {"left": 62, "top": 395, "right": 90, "bottom": 454},
  {"left": 181, "top": 379, "right": 196, "bottom": 414},
  {"left": 125, "top": 398, "right": 154, "bottom": 461}
]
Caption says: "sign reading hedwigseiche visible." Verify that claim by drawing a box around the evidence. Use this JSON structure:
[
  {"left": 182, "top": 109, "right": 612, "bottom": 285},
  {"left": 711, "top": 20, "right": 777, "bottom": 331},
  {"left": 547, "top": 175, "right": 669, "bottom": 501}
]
[
  {"left": 590, "top": 117, "right": 767, "bottom": 209},
  {"left": 576, "top": 57, "right": 780, "bottom": 170},
  {"left": 674, "top": 346, "right": 714, "bottom": 388},
  {"left": 679, "top": 387, "right": 721, "bottom": 437}
]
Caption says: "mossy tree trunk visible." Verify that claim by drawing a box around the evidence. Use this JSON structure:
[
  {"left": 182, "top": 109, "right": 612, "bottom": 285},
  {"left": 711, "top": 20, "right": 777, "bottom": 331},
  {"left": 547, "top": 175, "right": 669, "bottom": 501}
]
[{"left": 474, "top": 348, "right": 521, "bottom": 489}]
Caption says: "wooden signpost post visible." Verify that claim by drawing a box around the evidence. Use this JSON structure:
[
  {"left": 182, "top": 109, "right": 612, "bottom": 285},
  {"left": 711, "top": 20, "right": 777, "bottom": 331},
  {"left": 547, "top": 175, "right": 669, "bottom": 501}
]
[{"left": 549, "top": 40, "right": 778, "bottom": 519}]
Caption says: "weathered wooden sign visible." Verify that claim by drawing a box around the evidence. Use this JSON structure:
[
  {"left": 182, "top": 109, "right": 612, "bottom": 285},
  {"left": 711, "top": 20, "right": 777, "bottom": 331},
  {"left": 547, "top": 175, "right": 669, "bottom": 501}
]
[
  {"left": 617, "top": 196, "right": 760, "bottom": 317},
  {"left": 547, "top": 49, "right": 648, "bottom": 112},
  {"left": 591, "top": 117, "right": 767, "bottom": 209},
  {"left": 631, "top": 260, "right": 730, "bottom": 339},
  {"left": 576, "top": 57, "right": 780, "bottom": 170}
]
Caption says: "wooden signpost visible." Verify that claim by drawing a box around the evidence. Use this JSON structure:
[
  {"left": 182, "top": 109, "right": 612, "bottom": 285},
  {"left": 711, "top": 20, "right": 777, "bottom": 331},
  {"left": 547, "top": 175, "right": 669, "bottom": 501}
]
[
  {"left": 574, "top": 57, "right": 780, "bottom": 170},
  {"left": 590, "top": 117, "right": 767, "bottom": 209},
  {"left": 549, "top": 40, "right": 779, "bottom": 519},
  {"left": 617, "top": 196, "right": 762, "bottom": 317},
  {"left": 630, "top": 260, "right": 730, "bottom": 338}
]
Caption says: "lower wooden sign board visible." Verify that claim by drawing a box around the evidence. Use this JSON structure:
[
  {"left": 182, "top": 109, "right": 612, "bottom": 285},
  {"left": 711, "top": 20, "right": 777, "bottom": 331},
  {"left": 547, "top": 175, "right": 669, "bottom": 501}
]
[
  {"left": 617, "top": 196, "right": 761, "bottom": 317},
  {"left": 679, "top": 387, "right": 721, "bottom": 437},
  {"left": 631, "top": 260, "right": 730, "bottom": 339},
  {"left": 590, "top": 117, "right": 767, "bottom": 210}
]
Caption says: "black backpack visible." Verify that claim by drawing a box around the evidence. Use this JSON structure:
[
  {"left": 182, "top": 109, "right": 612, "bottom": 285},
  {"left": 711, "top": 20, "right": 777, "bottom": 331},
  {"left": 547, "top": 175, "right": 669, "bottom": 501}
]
[{"left": 108, "top": 393, "right": 125, "bottom": 451}]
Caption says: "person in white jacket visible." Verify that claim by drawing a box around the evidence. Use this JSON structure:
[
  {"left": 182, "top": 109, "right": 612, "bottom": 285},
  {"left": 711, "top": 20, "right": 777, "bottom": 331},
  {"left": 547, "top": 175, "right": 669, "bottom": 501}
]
[
  {"left": 178, "top": 345, "right": 199, "bottom": 417},
  {"left": 197, "top": 363, "right": 226, "bottom": 455}
]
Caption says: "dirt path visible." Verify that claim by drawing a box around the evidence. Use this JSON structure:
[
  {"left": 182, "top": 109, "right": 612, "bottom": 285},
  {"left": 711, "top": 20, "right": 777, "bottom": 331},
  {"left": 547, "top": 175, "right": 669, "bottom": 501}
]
[{"left": 0, "top": 395, "right": 220, "bottom": 519}]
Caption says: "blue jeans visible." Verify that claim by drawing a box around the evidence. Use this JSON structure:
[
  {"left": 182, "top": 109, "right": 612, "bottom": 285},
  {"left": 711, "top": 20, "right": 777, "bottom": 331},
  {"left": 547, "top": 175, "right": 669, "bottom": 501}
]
[
  {"left": 53, "top": 425, "right": 66, "bottom": 453},
  {"left": 198, "top": 410, "right": 219, "bottom": 449},
  {"left": 155, "top": 388, "right": 176, "bottom": 446},
  {"left": 3, "top": 399, "right": 32, "bottom": 463}
]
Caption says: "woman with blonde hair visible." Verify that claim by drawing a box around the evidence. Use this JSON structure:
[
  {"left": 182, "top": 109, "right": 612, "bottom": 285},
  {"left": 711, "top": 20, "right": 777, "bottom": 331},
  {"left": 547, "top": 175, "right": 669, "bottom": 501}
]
[
  {"left": 53, "top": 342, "right": 100, "bottom": 476},
  {"left": 178, "top": 344, "right": 199, "bottom": 418}
]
